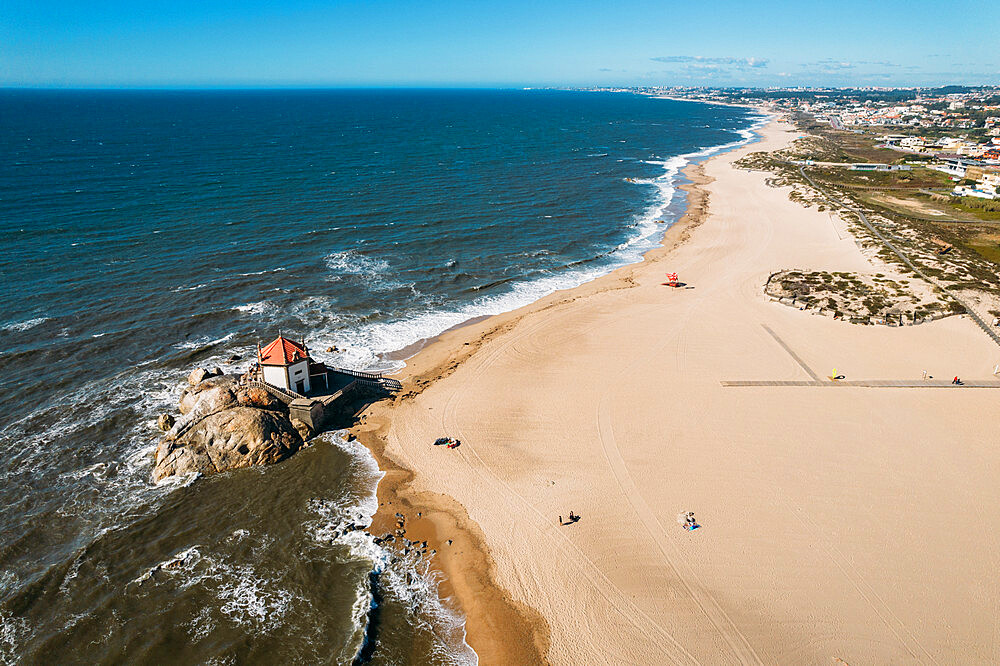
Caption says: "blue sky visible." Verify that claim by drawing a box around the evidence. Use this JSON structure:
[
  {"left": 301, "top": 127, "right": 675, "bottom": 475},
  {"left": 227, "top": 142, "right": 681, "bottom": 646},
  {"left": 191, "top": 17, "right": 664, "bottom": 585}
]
[{"left": 2, "top": 0, "right": 998, "bottom": 88}]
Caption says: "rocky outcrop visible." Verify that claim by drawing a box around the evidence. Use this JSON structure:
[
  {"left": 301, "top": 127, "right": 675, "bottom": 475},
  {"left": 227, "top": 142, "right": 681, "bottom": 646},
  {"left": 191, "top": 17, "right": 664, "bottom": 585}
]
[
  {"left": 152, "top": 368, "right": 304, "bottom": 483},
  {"left": 152, "top": 407, "right": 302, "bottom": 482},
  {"left": 177, "top": 375, "right": 237, "bottom": 416},
  {"left": 187, "top": 367, "right": 211, "bottom": 386},
  {"left": 187, "top": 367, "right": 224, "bottom": 386},
  {"left": 235, "top": 385, "right": 283, "bottom": 410}
]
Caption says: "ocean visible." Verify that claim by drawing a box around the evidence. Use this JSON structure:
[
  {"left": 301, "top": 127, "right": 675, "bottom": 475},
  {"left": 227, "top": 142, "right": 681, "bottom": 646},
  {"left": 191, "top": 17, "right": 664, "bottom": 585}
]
[{"left": 0, "top": 89, "right": 763, "bottom": 664}]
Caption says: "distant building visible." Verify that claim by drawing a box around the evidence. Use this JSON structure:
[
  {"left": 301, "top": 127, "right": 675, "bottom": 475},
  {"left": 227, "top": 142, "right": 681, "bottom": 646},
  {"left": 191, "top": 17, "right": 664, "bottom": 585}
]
[
  {"left": 849, "top": 163, "right": 911, "bottom": 171},
  {"left": 929, "top": 155, "right": 981, "bottom": 178},
  {"left": 953, "top": 184, "right": 998, "bottom": 199}
]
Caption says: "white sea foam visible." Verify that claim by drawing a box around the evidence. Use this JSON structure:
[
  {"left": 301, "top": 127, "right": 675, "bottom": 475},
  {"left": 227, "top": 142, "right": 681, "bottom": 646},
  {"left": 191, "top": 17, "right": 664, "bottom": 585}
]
[
  {"left": 1, "top": 317, "right": 49, "bottom": 333},
  {"left": 236, "top": 267, "right": 286, "bottom": 277},
  {"left": 324, "top": 249, "right": 411, "bottom": 293},
  {"left": 0, "top": 355, "right": 204, "bottom": 577},
  {"left": 132, "top": 541, "right": 298, "bottom": 633},
  {"left": 325, "top": 249, "right": 389, "bottom": 277},
  {"left": 187, "top": 605, "right": 216, "bottom": 641},
  {"left": 0, "top": 611, "right": 30, "bottom": 664},
  {"left": 216, "top": 569, "right": 295, "bottom": 630},
  {"left": 170, "top": 283, "right": 209, "bottom": 293},
  {"left": 172, "top": 332, "right": 235, "bottom": 350},
  {"left": 233, "top": 301, "right": 273, "bottom": 317},
  {"left": 305, "top": 432, "right": 477, "bottom": 665},
  {"left": 302, "top": 111, "right": 771, "bottom": 375}
]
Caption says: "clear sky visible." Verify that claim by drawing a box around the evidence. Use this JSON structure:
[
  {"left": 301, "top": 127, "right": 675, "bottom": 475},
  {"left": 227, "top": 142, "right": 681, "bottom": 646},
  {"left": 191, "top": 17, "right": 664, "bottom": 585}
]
[{"left": 2, "top": 0, "right": 998, "bottom": 88}]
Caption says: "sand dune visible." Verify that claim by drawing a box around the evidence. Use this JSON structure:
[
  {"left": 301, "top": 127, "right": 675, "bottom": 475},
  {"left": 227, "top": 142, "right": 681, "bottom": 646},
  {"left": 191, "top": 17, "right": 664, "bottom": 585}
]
[{"left": 370, "top": 120, "right": 1000, "bottom": 664}]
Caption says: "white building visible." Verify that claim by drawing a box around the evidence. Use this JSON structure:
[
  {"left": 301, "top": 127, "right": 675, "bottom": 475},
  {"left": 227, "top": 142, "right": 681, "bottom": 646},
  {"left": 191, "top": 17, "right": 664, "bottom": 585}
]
[
  {"left": 257, "top": 334, "right": 312, "bottom": 395},
  {"left": 953, "top": 184, "right": 998, "bottom": 199}
]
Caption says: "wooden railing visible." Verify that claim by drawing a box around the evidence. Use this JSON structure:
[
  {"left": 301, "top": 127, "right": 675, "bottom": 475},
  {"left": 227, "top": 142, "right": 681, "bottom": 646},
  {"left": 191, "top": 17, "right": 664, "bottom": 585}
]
[
  {"left": 245, "top": 369, "right": 401, "bottom": 404},
  {"left": 328, "top": 367, "right": 403, "bottom": 392}
]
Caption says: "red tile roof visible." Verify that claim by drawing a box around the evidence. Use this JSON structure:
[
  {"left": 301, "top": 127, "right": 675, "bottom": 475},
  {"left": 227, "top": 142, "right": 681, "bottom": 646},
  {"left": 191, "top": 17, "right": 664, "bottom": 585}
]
[{"left": 259, "top": 335, "right": 308, "bottom": 366}]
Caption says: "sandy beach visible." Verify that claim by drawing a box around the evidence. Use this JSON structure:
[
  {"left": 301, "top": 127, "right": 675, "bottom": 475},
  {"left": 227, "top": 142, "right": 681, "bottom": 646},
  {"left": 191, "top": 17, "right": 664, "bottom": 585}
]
[{"left": 357, "top": 119, "right": 1000, "bottom": 664}]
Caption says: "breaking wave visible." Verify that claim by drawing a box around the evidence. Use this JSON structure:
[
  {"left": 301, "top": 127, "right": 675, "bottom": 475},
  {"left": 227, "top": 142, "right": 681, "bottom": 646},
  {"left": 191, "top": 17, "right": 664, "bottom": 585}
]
[{"left": 1, "top": 317, "right": 49, "bottom": 333}]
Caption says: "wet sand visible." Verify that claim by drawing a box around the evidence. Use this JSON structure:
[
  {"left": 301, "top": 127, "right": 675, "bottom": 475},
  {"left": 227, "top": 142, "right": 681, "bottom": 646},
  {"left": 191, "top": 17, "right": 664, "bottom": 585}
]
[{"left": 354, "top": 119, "right": 1000, "bottom": 664}]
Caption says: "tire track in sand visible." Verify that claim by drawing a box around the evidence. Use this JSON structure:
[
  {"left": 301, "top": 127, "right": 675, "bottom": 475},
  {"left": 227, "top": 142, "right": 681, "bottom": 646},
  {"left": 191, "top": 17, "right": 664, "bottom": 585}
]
[
  {"left": 433, "top": 305, "right": 703, "bottom": 665},
  {"left": 593, "top": 287, "right": 764, "bottom": 665}
]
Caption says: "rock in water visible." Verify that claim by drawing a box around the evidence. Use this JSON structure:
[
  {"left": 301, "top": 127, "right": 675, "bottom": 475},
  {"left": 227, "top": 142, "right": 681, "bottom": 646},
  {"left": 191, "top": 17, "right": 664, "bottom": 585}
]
[
  {"left": 157, "top": 413, "right": 175, "bottom": 431},
  {"left": 152, "top": 407, "right": 303, "bottom": 482},
  {"left": 187, "top": 368, "right": 211, "bottom": 386}
]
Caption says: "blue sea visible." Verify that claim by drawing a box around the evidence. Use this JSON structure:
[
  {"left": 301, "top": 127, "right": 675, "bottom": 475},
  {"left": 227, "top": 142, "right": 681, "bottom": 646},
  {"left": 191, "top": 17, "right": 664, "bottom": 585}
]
[{"left": 0, "top": 89, "right": 763, "bottom": 663}]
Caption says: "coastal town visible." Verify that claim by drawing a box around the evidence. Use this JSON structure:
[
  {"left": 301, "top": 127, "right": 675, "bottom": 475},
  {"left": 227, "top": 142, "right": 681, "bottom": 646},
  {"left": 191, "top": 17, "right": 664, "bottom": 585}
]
[{"left": 589, "top": 85, "right": 1000, "bottom": 200}]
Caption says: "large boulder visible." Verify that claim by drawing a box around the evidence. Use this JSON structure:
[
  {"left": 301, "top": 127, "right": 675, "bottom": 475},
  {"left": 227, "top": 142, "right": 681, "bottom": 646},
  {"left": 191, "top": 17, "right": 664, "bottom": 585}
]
[
  {"left": 178, "top": 375, "right": 237, "bottom": 415},
  {"left": 187, "top": 368, "right": 211, "bottom": 386},
  {"left": 152, "top": 407, "right": 303, "bottom": 482}
]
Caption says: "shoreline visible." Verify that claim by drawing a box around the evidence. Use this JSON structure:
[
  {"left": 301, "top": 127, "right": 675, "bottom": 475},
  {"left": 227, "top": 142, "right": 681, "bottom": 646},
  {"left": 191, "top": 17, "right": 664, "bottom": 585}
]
[
  {"left": 353, "top": 111, "right": 1000, "bottom": 664},
  {"left": 350, "top": 153, "right": 720, "bottom": 664},
  {"left": 371, "top": 105, "right": 770, "bottom": 373},
  {"left": 356, "top": 113, "right": 1000, "bottom": 663}
]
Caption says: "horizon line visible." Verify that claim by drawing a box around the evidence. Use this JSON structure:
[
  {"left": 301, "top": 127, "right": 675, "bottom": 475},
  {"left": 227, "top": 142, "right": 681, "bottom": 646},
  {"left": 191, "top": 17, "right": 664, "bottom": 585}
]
[{"left": 1, "top": 83, "right": 998, "bottom": 93}]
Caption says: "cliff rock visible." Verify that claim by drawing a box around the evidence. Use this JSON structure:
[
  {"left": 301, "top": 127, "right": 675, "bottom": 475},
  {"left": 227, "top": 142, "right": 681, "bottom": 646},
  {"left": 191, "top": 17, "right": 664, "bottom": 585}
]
[{"left": 152, "top": 407, "right": 302, "bottom": 482}]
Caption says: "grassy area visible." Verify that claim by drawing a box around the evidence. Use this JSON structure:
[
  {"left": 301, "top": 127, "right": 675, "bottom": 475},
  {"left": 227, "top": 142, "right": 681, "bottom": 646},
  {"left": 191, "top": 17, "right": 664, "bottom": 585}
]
[
  {"left": 952, "top": 197, "right": 1000, "bottom": 219},
  {"left": 810, "top": 166, "right": 951, "bottom": 190},
  {"left": 742, "top": 117, "right": 1000, "bottom": 311},
  {"left": 968, "top": 239, "right": 1000, "bottom": 264},
  {"left": 793, "top": 114, "right": 913, "bottom": 164}
]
